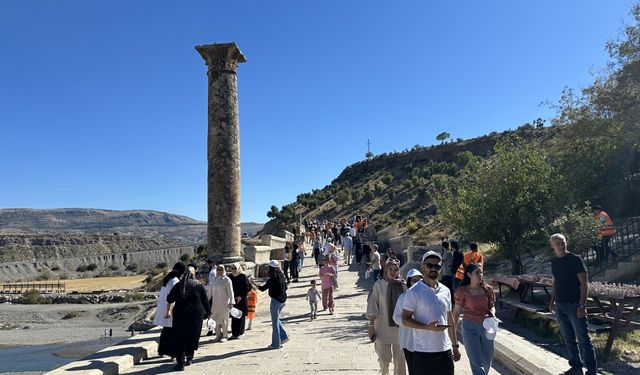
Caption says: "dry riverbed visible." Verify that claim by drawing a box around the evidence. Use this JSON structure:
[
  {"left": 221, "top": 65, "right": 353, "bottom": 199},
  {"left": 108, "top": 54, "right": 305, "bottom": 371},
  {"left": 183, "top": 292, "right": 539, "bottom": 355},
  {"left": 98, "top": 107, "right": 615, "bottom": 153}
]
[{"left": 0, "top": 300, "right": 155, "bottom": 346}]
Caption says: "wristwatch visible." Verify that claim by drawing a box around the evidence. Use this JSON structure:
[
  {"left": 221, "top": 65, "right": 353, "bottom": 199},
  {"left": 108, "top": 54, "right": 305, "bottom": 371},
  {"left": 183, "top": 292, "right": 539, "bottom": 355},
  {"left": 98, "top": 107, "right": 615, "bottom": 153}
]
[{"left": 452, "top": 344, "right": 460, "bottom": 348}]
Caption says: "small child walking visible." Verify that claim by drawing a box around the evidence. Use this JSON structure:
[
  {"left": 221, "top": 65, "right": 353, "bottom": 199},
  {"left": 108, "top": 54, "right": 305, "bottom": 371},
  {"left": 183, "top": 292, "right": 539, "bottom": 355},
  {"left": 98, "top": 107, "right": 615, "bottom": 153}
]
[
  {"left": 306, "top": 280, "right": 322, "bottom": 320},
  {"left": 246, "top": 288, "right": 258, "bottom": 330}
]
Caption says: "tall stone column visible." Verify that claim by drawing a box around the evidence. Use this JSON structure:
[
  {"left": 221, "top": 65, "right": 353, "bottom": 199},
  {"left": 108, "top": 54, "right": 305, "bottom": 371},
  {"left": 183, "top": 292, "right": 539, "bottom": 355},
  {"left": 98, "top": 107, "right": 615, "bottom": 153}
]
[{"left": 195, "top": 42, "right": 246, "bottom": 263}]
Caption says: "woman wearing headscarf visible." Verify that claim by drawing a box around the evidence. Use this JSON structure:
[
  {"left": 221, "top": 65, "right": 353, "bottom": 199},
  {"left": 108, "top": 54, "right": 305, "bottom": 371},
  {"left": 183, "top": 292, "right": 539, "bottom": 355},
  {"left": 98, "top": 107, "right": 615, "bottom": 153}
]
[
  {"left": 166, "top": 265, "right": 211, "bottom": 371},
  {"left": 228, "top": 262, "right": 251, "bottom": 340},
  {"left": 249, "top": 260, "right": 289, "bottom": 349},
  {"left": 366, "top": 259, "right": 407, "bottom": 375},
  {"left": 393, "top": 269, "right": 424, "bottom": 375},
  {"left": 208, "top": 264, "right": 234, "bottom": 342},
  {"left": 153, "top": 262, "right": 186, "bottom": 359}
]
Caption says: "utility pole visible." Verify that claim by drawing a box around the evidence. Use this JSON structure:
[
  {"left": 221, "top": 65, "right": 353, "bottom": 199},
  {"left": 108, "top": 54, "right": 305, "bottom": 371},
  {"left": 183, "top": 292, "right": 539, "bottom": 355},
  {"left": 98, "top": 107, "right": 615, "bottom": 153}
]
[{"left": 365, "top": 139, "right": 372, "bottom": 157}]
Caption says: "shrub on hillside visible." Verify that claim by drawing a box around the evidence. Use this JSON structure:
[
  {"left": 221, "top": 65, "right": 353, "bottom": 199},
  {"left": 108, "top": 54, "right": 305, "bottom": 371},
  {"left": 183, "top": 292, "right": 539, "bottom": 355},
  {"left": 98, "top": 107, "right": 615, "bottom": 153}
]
[
  {"left": 76, "top": 265, "right": 88, "bottom": 272},
  {"left": 109, "top": 264, "right": 120, "bottom": 271},
  {"left": 21, "top": 289, "right": 51, "bottom": 304},
  {"left": 381, "top": 173, "right": 394, "bottom": 185},
  {"left": 86, "top": 263, "right": 98, "bottom": 271},
  {"left": 155, "top": 262, "right": 168, "bottom": 269},
  {"left": 50, "top": 265, "right": 61, "bottom": 271},
  {"left": 364, "top": 190, "right": 375, "bottom": 200}
]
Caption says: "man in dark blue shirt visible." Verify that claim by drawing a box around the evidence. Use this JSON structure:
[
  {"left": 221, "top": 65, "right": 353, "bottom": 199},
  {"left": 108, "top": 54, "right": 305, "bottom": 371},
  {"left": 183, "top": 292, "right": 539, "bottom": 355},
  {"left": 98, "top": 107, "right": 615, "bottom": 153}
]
[{"left": 549, "top": 233, "right": 597, "bottom": 375}]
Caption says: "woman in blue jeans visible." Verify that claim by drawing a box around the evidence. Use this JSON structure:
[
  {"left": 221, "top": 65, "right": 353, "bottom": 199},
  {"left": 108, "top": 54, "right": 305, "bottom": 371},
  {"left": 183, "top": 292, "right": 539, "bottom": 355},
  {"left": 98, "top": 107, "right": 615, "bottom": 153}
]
[
  {"left": 250, "top": 260, "right": 289, "bottom": 349},
  {"left": 452, "top": 263, "right": 496, "bottom": 375}
]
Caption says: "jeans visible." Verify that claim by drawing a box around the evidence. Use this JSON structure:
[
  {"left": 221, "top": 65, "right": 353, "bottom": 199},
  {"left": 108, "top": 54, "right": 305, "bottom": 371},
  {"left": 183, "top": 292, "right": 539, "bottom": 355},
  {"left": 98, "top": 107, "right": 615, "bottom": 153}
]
[
  {"left": 556, "top": 302, "right": 597, "bottom": 374},
  {"left": 269, "top": 299, "right": 288, "bottom": 348},
  {"left": 462, "top": 320, "right": 494, "bottom": 375},
  {"left": 298, "top": 256, "right": 304, "bottom": 270}
]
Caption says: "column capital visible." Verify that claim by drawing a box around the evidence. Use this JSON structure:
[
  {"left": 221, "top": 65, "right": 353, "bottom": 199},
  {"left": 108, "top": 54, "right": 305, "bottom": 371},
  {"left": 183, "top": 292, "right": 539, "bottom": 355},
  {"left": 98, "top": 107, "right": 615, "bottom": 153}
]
[{"left": 195, "top": 42, "right": 246, "bottom": 72}]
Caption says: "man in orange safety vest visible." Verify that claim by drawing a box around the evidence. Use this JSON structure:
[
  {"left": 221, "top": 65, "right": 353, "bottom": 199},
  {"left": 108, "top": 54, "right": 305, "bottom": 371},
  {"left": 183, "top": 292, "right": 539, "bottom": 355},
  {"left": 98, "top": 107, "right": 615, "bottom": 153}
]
[{"left": 592, "top": 205, "right": 617, "bottom": 264}]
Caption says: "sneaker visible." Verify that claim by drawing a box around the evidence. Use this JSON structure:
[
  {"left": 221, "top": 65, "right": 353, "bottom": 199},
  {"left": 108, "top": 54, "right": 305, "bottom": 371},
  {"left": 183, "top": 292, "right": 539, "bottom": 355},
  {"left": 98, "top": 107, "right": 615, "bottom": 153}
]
[
  {"left": 185, "top": 358, "right": 192, "bottom": 366},
  {"left": 560, "top": 368, "right": 584, "bottom": 375},
  {"left": 220, "top": 338, "right": 227, "bottom": 343},
  {"left": 267, "top": 344, "right": 282, "bottom": 349},
  {"left": 206, "top": 331, "right": 214, "bottom": 336},
  {"left": 228, "top": 336, "right": 239, "bottom": 340},
  {"left": 281, "top": 338, "right": 289, "bottom": 344}
]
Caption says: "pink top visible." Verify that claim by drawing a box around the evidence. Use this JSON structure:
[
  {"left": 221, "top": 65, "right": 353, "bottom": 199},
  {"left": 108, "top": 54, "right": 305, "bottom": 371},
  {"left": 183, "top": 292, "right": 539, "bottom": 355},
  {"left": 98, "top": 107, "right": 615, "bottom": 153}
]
[
  {"left": 454, "top": 286, "right": 495, "bottom": 324},
  {"left": 319, "top": 265, "right": 336, "bottom": 289}
]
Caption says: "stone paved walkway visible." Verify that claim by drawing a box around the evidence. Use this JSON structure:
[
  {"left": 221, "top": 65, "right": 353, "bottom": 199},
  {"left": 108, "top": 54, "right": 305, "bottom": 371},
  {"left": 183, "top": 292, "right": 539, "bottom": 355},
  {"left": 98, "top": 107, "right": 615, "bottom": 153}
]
[{"left": 122, "top": 255, "right": 512, "bottom": 374}]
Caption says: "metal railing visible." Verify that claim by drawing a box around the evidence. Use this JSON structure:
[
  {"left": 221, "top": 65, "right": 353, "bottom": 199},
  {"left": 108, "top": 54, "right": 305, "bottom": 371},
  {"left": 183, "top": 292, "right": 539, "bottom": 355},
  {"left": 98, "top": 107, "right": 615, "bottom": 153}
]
[
  {"left": 586, "top": 216, "right": 640, "bottom": 279},
  {"left": 1, "top": 281, "right": 66, "bottom": 294}
]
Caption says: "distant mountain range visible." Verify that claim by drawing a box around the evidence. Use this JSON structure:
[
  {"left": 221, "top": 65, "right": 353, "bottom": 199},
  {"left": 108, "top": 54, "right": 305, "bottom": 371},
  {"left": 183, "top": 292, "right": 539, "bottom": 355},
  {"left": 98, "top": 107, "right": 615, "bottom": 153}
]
[
  {"left": 0, "top": 208, "right": 264, "bottom": 280},
  {"left": 0, "top": 208, "right": 263, "bottom": 244}
]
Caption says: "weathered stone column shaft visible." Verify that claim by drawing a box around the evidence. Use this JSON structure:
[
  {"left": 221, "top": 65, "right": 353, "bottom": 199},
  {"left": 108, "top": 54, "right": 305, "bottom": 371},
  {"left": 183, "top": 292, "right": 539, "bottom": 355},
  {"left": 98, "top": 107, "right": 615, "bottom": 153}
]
[{"left": 195, "top": 43, "right": 246, "bottom": 262}]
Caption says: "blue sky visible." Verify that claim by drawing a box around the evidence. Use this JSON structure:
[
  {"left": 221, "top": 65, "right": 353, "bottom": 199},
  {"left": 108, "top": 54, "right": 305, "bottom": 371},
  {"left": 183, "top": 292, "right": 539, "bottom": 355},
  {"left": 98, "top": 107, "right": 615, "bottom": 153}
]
[{"left": 0, "top": 1, "right": 634, "bottom": 223}]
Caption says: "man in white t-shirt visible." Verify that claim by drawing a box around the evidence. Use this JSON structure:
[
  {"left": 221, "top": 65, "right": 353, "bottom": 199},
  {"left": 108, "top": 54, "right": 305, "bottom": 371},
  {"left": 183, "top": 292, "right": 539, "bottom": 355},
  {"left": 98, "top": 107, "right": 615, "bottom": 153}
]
[{"left": 402, "top": 251, "right": 460, "bottom": 375}]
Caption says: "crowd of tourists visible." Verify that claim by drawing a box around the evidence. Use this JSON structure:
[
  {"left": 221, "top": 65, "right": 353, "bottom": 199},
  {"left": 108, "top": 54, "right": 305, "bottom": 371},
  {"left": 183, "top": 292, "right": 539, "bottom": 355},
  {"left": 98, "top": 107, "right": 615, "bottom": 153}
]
[{"left": 152, "top": 209, "right": 601, "bottom": 375}]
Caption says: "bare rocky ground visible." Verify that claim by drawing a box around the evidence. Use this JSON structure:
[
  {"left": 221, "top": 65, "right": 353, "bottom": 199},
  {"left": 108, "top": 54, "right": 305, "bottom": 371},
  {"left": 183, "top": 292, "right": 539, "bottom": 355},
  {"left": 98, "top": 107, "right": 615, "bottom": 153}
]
[{"left": 0, "top": 300, "right": 154, "bottom": 346}]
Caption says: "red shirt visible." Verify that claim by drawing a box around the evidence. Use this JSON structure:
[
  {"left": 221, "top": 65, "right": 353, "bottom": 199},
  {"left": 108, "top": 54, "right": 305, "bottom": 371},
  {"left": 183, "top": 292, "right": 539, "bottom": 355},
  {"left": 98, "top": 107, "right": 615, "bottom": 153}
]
[{"left": 454, "top": 286, "right": 495, "bottom": 324}]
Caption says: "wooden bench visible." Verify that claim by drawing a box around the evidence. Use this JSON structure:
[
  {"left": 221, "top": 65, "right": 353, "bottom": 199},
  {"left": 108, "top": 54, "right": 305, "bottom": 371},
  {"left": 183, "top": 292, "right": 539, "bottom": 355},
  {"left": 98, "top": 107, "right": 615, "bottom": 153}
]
[
  {"left": 499, "top": 297, "right": 543, "bottom": 313},
  {"left": 537, "top": 311, "right": 610, "bottom": 333}
]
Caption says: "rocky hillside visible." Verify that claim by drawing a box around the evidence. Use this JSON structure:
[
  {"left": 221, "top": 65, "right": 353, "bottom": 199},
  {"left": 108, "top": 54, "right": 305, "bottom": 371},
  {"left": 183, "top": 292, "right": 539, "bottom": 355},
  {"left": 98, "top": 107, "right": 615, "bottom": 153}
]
[
  {"left": 262, "top": 125, "right": 560, "bottom": 243},
  {"left": 0, "top": 209, "right": 263, "bottom": 281},
  {"left": 0, "top": 234, "right": 184, "bottom": 263},
  {"left": 0, "top": 208, "right": 207, "bottom": 243}
]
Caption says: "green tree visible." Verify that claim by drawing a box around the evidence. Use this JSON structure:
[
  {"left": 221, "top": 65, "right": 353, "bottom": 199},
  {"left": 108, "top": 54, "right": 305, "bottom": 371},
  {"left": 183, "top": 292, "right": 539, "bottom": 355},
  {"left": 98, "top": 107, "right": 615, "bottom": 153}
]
[
  {"left": 545, "top": 204, "right": 600, "bottom": 256},
  {"left": 266, "top": 205, "right": 280, "bottom": 219},
  {"left": 436, "top": 139, "right": 558, "bottom": 274},
  {"left": 436, "top": 131, "right": 451, "bottom": 144},
  {"left": 366, "top": 151, "right": 374, "bottom": 159}
]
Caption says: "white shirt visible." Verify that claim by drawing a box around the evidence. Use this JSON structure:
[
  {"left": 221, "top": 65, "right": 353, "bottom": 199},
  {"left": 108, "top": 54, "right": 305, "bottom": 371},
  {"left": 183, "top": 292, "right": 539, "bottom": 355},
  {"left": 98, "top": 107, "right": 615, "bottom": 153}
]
[
  {"left": 393, "top": 293, "right": 414, "bottom": 351},
  {"left": 153, "top": 277, "right": 179, "bottom": 327},
  {"left": 403, "top": 281, "right": 452, "bottom": 353}
]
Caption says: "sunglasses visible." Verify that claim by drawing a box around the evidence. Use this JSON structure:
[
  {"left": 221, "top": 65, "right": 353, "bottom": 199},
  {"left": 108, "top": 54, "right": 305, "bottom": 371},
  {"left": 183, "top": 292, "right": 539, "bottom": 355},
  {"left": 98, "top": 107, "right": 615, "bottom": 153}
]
[{"left": 424, "top": 263, "right": 442, "bottom": 270}]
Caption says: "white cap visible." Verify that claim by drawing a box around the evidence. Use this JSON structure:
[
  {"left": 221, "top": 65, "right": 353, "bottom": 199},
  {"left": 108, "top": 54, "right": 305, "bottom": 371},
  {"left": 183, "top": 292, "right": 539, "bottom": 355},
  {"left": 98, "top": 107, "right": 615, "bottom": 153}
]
[
  {"left": 422, "top": 250, "right": 442, "bottom": 262},
  {"left": 268, "top": 260, "right": 279, "bottom": 268},
  {"left": 407, "top": 269, "right": 423, "bottom": 278}
]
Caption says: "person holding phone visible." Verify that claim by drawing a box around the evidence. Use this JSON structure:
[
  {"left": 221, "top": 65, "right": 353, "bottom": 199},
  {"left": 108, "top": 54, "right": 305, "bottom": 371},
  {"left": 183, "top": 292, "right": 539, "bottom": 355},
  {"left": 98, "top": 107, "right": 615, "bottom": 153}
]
[
  {"left": 402, "top": 251, "right": 460, "bottom": 375},
  {"left": 452, "top": 263, "right": 496, "bottom": 375}
]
